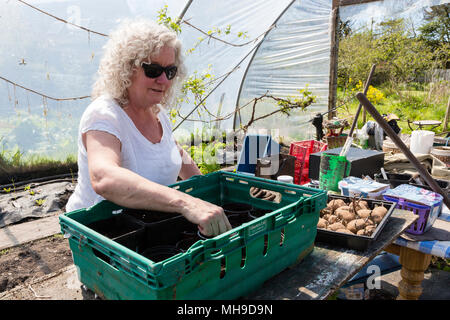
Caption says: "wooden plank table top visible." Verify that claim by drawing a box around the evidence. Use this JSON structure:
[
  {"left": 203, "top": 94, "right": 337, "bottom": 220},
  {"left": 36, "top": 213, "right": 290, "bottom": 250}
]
[{"left": 245, "top": 209, "right": 417, "bottom": 300}]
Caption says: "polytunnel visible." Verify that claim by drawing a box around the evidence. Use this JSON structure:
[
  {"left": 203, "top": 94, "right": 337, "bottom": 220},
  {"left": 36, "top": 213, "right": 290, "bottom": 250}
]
[
  {"left": 0, "top": 0, "right": 336, "bottom": 161},
  {"left": 0, "top": 0, "right": 443, "bottom": 162}
]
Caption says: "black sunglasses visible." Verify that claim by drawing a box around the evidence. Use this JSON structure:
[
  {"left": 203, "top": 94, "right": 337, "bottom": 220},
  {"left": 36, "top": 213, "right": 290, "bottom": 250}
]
[{"left": 141, "top": 62, "right": 178, "bottom": 80}]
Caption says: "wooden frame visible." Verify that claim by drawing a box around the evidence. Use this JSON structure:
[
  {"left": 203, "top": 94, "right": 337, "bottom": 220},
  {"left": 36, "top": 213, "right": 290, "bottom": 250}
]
[{"left": 339, "top": 0, "right": 382, "bottom": 6}]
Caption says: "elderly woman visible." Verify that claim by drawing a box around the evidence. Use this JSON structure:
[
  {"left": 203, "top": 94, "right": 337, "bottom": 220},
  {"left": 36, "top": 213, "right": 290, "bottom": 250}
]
[{"left": 66, "top": 19, "right": 231, "bottom": 237}]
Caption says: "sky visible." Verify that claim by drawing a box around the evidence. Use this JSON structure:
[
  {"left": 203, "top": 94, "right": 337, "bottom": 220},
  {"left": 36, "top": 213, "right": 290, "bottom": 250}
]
[{"left": 340, "top": 0, "right": 450, "bottom": 31}]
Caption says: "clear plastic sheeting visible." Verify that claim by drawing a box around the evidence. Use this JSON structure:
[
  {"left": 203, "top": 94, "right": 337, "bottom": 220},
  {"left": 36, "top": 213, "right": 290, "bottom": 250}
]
[
  {"left": 1, "top": 0, "right": 446, "bottom": 160},
  {"left": 174, "top": 0, "right": 294, "bottom": 134},
  {"left": 340, "top": 0, "right": 448, "bottom": 29},
  {"left": 0, "top": 0, "right": 188, "bottom": 159},
  {"left": 0, "top": 0, "right": 332, "bottom": 159},
  {"left": 236, "top": 0, "right": 332, "bottom": 141}
]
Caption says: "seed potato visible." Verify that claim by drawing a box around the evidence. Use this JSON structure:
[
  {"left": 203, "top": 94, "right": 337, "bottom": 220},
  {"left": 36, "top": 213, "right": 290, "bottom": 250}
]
[
  {"left": 327, "top": 199, "right": 347, "bottom": 210},
  {"left": 336, "top": 228, "right": 354, "bottom": 234},
  {"left": 357, "top": 209, "right": 372, "bottom": 219},
  {"left": 327, "top": 215, "right": 339, "bottom": 224},
  {"left": 328, "top": 222, "right": 346, "bottom": 231},
  {"left": 317, "top": 218, "right": 328, "bottom": 229}
]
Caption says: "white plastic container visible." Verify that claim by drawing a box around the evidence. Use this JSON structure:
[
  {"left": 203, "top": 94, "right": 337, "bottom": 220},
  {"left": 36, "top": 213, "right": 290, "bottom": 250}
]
[
  {"left": 338, "top": 176, "right": 390, "bottom": 199},
  {"left": 277, "top": 175, "right": 294, "bottom": 184},
  {"left": 410, "top": 130, "right": 435, "bottom": 154}
]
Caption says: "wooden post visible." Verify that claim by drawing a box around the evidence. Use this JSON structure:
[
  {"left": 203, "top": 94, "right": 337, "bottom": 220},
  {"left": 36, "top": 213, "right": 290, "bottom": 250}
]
[
  {"left": 328, "top": 0, "right": 340, "bottom": 120},
  {"left": 397, "top": 246, "right": 432, "bottom": 300},
  {"left": 444, "top": 96, "right": 450, "bottom": 132}
]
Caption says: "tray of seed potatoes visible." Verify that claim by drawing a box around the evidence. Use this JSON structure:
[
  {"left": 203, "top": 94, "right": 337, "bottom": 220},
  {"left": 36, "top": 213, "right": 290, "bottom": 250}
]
[{"left": 315, "top": 194, "right": 395, "bottom": 251}]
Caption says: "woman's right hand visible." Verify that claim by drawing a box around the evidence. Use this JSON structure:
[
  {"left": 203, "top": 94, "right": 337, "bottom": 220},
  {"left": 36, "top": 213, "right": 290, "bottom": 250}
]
[{"left": 180, "top": 197, "right": 232, "bottom": 237}]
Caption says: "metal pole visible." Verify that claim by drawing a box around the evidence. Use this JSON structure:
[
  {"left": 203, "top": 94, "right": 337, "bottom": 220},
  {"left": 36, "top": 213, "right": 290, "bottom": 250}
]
[
  {"left": 176, "top": 0, "right": 194, "bottom": 23},
  {"left": 356, "top": 92, "right": 450, "bottom": 208}
]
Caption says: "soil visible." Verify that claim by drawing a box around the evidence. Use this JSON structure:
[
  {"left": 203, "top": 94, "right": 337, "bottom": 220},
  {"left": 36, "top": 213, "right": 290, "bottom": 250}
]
[{"left": 0, "top": 235, "right": 73, "bottom": 293}]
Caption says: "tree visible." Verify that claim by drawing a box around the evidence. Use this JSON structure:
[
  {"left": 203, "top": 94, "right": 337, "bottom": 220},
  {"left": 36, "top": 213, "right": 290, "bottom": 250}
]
[
  {"left": 338, "top": 18, "right": 353, "bottom": 40},
  {"left": 338, "top": 18, "right": 434, "bottom": 87},
  {"left": 375, "top": 19, "right": 433, "bottom": 83},
  {"left": 418, "top": 3, "right": 450, "bottom": 69}
]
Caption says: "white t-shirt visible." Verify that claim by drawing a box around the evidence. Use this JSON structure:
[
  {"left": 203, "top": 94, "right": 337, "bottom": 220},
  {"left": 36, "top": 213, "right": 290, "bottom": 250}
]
[{"left": 66, "top": 95, "right": 182, "bottom": 212}]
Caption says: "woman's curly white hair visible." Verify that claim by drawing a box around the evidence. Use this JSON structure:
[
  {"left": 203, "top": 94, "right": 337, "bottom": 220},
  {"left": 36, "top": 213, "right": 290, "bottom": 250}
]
[{"left": 92, "top": 19, "right": 186, "bottom": 113}]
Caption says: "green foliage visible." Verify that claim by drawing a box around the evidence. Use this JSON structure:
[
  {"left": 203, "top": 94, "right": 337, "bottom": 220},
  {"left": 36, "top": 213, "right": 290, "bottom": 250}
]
[
  {"left": 276, "top": 87, "right": 317, "bottom": 115},
  {"left": 156, "top": 5, "right": 181, "bottom": 34},
  {"left": 337, "top": 8, "right": 449, "bottom": 136},
  {"left": 338, "top": 17, "right": 438, "bottom": 87},
  {"left": 35, "top": 199, "right": 45, "bottom": 206},
  {"left": 337, "top": 82, "right": 448, "bottom": 134},
  {"left": 431, "top": 256, "right": 450, "bottom": 272},
  {"left": 0, "top": 140, "right": 77, "bottom": 184},
  {"left": 419, "top": 4, "right": 449, "bottom": 44},
  {"left": 185, "top": 141, "right": 226, "bottom": 174},
  {"left": 173, "top": 65, "right": 217, "bottom": 125},
  {"left": 418, "top": 3, "right": 450, "bottom": 69}
]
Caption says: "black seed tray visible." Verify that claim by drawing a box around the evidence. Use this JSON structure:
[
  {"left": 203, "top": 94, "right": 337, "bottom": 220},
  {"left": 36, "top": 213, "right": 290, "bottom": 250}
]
[{"left": 315, "top": 194, "right": 395, "bottom": 251}]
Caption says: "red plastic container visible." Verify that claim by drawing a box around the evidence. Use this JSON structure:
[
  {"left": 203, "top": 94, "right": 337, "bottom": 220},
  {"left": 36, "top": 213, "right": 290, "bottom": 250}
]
[{"left": 289, "top": 140, "right": 327, "bottom": 184}]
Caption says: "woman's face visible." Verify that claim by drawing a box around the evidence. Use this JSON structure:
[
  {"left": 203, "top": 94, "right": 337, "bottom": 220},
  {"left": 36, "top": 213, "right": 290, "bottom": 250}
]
[{"left": 127, "top": 45, "right": 176, "bottom": 109}]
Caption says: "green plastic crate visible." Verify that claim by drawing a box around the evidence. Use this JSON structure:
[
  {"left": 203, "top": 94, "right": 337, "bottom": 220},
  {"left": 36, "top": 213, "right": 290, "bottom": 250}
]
[{"left": 60, "top": 171, "right": 327, "bottom": 300}]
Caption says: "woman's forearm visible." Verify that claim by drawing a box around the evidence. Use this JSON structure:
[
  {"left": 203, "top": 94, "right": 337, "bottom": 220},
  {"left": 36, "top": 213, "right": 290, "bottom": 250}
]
[
  {"left": 91, "top": 164, "right": 231, "bottom": 235},
  {"left": 91, "top": 164, "right": 191, "bottom": 214}
]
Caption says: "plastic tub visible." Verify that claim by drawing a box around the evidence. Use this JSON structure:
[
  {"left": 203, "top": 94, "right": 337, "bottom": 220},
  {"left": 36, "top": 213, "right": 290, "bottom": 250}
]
[
  {"left": 431, "top": 146, "right": 450, "bottom": 167},
  {"left": 289, "top": 140, "right": 327, "bottom": 185},
  {"left": 410, "top": 130, "right": 435, "bottom": 154},
  {"left": 383, "top": 184, "right": 443, "bottom": 235},
  {"left": 339, "top": 176, "right": 390, "bottom": 199},
  {"left": 374, "top": 173, "right": 412, "bottom": 188}
]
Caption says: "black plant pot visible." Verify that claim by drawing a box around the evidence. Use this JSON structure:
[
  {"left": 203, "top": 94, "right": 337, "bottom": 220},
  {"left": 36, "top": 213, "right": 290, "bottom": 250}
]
[{"left": 140, "top": 245, "right": 183, "bottom": 263}]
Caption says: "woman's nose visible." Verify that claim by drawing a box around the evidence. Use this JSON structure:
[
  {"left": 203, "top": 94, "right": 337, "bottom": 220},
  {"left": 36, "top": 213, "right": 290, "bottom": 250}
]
[{"left": 155, "top": 72, "right": 170, "bottom": 84}]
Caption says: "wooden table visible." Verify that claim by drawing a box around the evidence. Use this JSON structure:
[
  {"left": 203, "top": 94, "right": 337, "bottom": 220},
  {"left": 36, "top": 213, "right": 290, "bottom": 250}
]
[
  {"left": 383, "top": 208, "right": 450, "bottom": 300},
  {"left": 245, "top": 209, "right": 417, "bottom": 300},
  {"left": 383, "top": 243, "right": 431, "bottom": 300}
]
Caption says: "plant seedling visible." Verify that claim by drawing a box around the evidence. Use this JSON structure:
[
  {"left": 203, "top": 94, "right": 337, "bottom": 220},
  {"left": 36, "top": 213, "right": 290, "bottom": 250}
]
[{"left": 35, "top": 199, "right": 46, "bottom": 206}]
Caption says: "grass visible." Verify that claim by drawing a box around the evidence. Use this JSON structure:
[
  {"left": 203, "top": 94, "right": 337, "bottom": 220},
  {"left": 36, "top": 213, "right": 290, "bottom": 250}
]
[
  {"left": 336, "top": 82, "right": 449, "bottom": 135},
  {"left": 0, "top": 148, "right": 77, "bottom": 185},
  {"left": 430, "top": 256, "right": 450, "bottom": 272},
  {"left": 52, "top": 233, "right": 65, "bottom": 240}
]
